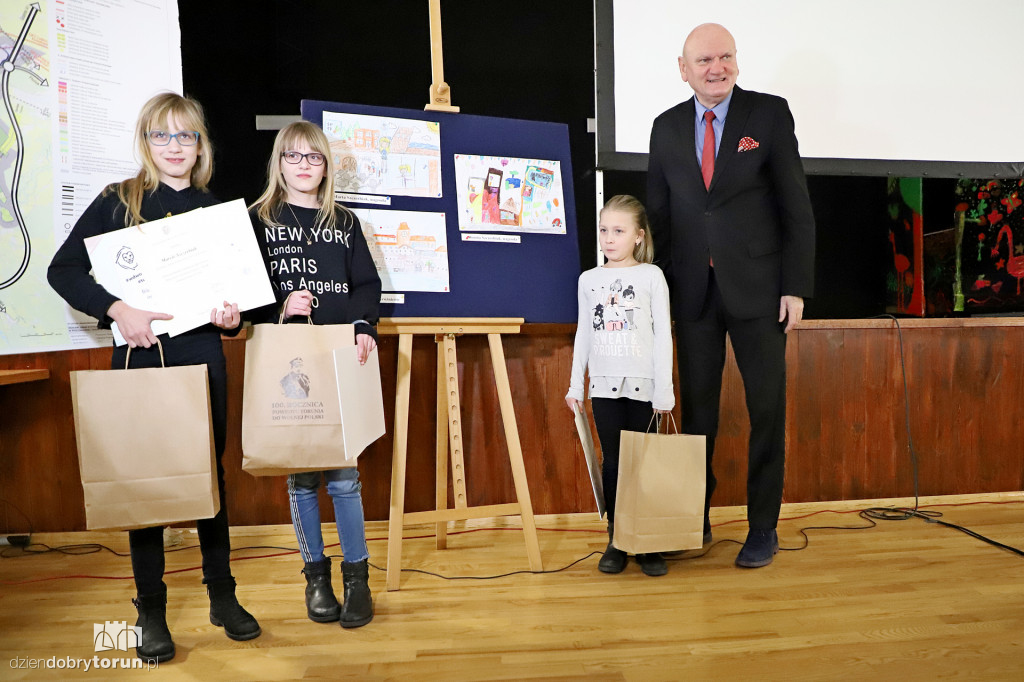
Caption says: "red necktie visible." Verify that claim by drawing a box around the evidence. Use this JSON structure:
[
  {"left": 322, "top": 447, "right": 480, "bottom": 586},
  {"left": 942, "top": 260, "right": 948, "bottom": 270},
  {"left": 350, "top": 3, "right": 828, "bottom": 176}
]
[{"left": 701, "top": 110, "right": 716, "bottom": 190}]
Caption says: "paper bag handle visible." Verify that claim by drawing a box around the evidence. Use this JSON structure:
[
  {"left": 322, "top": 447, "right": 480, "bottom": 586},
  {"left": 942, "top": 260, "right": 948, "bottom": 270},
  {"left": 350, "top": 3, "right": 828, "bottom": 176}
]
[
  {"left": 124, "top": 337, "right": 166, "bottom": 369},
  {"left": 646, "top": 412, "right": 679, "bottom": 434},
  {"left": 277, "top": 292, "right": 314, "bottom": 325}
]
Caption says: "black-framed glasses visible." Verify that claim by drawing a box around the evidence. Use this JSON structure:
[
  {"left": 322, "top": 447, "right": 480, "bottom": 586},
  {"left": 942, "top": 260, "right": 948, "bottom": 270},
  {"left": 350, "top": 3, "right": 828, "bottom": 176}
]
[
  {"left": 147, "top": 130, "right": 200, "bottom": 146},
  {"left": 281, "top": 151, "right": 326, "bottom": 166}
]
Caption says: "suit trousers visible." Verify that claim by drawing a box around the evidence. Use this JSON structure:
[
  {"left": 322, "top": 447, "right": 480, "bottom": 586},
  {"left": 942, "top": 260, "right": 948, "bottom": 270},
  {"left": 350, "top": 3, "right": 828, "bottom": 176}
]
[{"left": 676, "top": 269, "right": 787, "bottom": 530}]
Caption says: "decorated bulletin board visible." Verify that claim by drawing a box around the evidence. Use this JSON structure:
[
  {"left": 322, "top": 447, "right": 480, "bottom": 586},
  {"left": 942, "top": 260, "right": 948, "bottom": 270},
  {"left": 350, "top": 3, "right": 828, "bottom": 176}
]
[
  {"left": 301, "top": 100, "right": 580, "bottom": 322},
  {"left": 957, "top": 178, "right": 1024, "bottom": 313}
]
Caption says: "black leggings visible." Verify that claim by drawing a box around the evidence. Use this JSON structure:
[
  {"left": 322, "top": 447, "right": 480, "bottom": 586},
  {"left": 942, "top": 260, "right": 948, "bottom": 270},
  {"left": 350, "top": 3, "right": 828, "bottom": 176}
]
[
  {"left": 590, "top": 397, "right": 654, "bottom": 524},
  {"left": 112, "top": 330, "right": 233, "bottom": 596}
]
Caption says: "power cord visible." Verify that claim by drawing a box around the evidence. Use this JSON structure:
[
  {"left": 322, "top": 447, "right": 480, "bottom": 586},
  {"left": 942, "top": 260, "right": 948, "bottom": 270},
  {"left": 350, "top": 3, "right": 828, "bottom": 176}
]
[
  {"left": 1, "top": 497, "right": 33, "bottom": 548},
  {"left": 671, "top": 313, "right": 1024, "bottom": 561},
  {"left": 357, "top": 552, "right": 603, "bottom": 581}
]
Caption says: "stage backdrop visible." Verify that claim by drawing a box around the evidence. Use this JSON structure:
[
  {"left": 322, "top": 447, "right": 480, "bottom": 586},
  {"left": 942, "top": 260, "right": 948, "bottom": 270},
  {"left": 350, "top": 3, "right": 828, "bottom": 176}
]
[{"left": 301, "top": 100, "right": 580, "bottom": 322}]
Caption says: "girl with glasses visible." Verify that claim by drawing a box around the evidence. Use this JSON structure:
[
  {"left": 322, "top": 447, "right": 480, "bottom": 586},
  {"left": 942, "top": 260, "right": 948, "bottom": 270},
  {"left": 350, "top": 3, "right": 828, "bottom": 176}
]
[
  {"left": 47, "top": 92, "right": 261, "bottom": 664},
  {"left": 249, "top": 121, "right": 381, "bottom": 629}
]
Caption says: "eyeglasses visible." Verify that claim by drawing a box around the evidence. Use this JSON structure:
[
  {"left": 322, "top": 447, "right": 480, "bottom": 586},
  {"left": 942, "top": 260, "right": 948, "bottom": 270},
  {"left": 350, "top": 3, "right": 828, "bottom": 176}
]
[
  {"left": 281, "top": 151, "right": 326, "bottom": 166},
  {"left": 147, "top": 131, "right": 200, "bottom": 146}
]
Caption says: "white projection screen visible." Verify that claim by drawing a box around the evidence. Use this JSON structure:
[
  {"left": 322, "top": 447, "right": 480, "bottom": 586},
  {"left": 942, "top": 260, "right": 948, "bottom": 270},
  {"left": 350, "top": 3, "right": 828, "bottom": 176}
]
[{"left": 595, "top": 0, "right": 1024, "bottom": 177}]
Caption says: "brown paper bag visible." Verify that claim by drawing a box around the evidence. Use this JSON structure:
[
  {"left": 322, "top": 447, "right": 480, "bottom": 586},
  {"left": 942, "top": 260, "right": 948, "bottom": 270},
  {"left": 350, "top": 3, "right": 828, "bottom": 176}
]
[
  {"left": 241, "top": 321, "right": 362, "bottom": 475},
  {"left": 612, "top": 416, "right": 706, "bottom": 554},
  {"left": 70, "top": 345, "right": 219, "bottom": 531}
]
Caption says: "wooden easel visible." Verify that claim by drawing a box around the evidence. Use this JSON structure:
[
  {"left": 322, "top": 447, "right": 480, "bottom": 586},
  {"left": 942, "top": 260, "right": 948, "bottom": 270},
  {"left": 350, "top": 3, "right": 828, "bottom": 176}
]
[
  {"left": 424, "top": 0, "right": 459, "bottom": 113},
  {"left": 379, "top": 318, "right": 542, "bottom": 591}
]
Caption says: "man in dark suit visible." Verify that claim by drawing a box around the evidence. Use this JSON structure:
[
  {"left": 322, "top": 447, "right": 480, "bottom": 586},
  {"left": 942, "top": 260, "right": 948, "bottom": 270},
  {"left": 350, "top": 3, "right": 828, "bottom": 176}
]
[{"left": 647, "top": 23, "right": 815, "bottom": 567}]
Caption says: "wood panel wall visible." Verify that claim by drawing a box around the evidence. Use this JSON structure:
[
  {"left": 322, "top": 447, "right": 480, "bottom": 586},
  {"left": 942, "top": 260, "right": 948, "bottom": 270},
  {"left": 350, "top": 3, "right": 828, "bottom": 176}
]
[{"left": 1, "top": 320, "right": 1022, "bottom": 533}]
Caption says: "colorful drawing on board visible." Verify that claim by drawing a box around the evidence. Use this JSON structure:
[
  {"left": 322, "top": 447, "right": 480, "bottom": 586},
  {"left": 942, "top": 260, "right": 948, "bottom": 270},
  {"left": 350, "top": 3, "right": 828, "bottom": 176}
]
[
  {"left": 322, "top": 112, "right": 441, "bottom": 198},
  {"left": 885, "top": 178, "right": 924, "bottom": 316},
  {"left": 453, "top": 154, "right": 566, "bottom": 234},
  {"left": 956, "top": 178, "right": 1024, "bottom": 312},
  {"left": 350, "top": 208, "right": 449, "bottom": 293}
]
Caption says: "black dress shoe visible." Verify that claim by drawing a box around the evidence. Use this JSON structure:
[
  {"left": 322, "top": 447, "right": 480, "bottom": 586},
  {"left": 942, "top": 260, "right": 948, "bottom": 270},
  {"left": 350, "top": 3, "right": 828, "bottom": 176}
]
[
  {"left": 636, "top": 553, "right": 667, "bottom": 576},
  {"left": 735, "top": 529, "right": 779, "bottom": 568}
]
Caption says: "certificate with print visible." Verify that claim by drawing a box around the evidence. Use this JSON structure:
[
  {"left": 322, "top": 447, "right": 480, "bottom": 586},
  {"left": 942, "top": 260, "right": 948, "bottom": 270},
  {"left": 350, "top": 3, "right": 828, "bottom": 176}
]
[{"left": 84, "top": 199, "right": 275, "bottom": 345}]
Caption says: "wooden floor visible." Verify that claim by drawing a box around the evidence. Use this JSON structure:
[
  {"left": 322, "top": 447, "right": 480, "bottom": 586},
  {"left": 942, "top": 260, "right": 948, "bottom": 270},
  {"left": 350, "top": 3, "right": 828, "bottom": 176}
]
[{"left": 2, "top": 493, "right": 1023, "bottom": 680}]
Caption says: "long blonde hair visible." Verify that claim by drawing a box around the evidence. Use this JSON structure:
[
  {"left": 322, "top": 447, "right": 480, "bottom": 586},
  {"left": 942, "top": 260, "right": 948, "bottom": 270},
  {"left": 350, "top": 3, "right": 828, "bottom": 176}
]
[
  {"left": 113, "top": 92, "right": 213, "bottom": 226},
  {"left": 602, "top": 194, "right": 654, "bottom": 263},
  {"left": 251, "top": 121, "right": 350, "bottom": 232}
]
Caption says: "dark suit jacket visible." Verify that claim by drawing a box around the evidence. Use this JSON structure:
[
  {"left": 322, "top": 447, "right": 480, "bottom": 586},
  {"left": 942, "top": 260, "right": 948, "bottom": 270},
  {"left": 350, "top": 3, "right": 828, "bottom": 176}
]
[{"left": 647, "top": 86, "right": 815, "bottom": 321}]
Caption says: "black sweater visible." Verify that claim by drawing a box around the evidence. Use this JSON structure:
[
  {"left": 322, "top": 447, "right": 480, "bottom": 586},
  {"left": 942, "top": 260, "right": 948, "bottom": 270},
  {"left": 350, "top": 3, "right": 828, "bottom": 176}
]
[
  {"left": 47, "top": 183, "right": 236, "bottom": 337},
  {"left": 249, "top": 203, "right": 382, "bottom": 340}
]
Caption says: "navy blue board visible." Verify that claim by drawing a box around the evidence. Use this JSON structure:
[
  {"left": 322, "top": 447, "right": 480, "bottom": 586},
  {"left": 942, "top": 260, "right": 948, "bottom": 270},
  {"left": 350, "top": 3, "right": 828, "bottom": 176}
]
[{"left": 301, "top": 100, "right": 580, "bottom": 322}]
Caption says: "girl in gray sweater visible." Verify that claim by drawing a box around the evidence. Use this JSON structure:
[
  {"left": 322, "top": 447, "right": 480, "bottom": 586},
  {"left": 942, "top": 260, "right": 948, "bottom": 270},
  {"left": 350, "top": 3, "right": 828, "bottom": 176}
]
[{"left": 566, "top": 195, "right": 674, "bottom": 577}]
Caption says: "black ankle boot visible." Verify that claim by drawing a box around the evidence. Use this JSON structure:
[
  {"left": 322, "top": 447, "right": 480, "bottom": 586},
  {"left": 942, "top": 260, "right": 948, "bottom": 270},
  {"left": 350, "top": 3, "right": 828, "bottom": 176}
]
[
  {"left": 133, "top": 588, "right": 175, "bottom": 663},
  {"left": 207, "top": 577, "right": 261, "bottom": 641},
  {"left": 636, "top": 552, "right": 668, "bottom": 577},
  {"left": 339, "top": 559, "right": 373, "bottom": 629},
  {"left": 598, "top": 521, "right": 627, "bottom": 574},
  {"left": 302, "top": 558, "right": 340, "bottom": 623}
]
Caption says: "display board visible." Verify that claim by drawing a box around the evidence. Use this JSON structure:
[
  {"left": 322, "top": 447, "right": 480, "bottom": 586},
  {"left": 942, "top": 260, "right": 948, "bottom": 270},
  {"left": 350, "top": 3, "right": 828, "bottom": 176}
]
[{"left": 302, "top": 100, "right": 580, "bottom": 322}]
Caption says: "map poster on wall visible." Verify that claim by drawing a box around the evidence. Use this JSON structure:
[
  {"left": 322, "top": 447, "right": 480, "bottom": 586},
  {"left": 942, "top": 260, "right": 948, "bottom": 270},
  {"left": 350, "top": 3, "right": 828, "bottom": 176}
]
[
  {"left": 322, "top": 111, "right": 442, "bottom": 200},
  {"left": 453, "top": 154, "right": 566, "bottom": 235},
  {"left": 350, "top": 208, "right": 450, "bottom": 293},
  {"left": 0, "top": 0, "right": 183, "bottom": 356}
]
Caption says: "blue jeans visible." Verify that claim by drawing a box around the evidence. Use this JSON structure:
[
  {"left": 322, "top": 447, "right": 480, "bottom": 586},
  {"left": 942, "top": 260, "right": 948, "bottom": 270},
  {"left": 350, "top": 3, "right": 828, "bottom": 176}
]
[{"left": 287, "top": 468, "right": 369, "bottom": 564}]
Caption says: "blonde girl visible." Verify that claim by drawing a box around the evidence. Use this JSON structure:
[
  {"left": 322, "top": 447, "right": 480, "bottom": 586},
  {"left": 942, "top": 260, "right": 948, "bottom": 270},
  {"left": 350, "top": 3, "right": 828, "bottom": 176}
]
[
  {"left": 47, "top": 92, "right": 260, "bottom": 664},
  {"left": 249, "top": 121, "right": 381, "bottom": 628},
  {"left": 566, "top": 194, "right": 673, "bottom": 577}
]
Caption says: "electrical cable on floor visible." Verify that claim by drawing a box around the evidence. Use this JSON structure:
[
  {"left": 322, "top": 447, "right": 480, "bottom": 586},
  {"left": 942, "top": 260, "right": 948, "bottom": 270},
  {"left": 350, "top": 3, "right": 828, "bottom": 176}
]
[
  {"left": 858, "top": 315, "right": 1023, "bottom": 557},
  {"left": 3, "top": 494, "right": 1022, "bottom": 582},
  {"left": 356, "top": 553, "right": 604, "bottom": 581},
  {"left": 0, "top": 524, "right": 608, "bottom": 583},
  {"left": 670, "top": 314, "right": 1024, "bottom": 561}
]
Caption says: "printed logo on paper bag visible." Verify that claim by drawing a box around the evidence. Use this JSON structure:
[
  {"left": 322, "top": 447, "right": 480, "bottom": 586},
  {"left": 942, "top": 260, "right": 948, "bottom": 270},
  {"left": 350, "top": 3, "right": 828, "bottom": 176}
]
[
  {"left": 269, "top": 353, "right": 341, "bottom": 425},
  {"left": 280, "top": 357, "right": 311, "bottom": 399}
]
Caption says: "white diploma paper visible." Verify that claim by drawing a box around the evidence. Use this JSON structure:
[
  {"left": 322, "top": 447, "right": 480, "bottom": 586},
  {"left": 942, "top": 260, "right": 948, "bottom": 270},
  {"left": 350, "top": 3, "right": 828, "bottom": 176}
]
[
  {"left": 333, "top": 346, "right": 386, "bottom": 460},
  {"left": 83, "top": 199, "right": 275, "bottom": 345}
]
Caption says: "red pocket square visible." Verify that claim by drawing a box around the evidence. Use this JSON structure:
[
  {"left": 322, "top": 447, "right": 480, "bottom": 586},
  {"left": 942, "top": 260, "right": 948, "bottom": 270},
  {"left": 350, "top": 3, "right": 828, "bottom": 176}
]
[{"left": 737, "top": 137, "right": 759, "bottom": 152}]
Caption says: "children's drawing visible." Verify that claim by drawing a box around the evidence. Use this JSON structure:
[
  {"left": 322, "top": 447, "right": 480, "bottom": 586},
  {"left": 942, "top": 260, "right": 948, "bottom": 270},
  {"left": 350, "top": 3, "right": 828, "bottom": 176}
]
[
  {"left": 453, "top": 154, "right": 566, "bottom": 234},
  {"left": 322, "top": 112, "right": 442, "bottom": 198},
  {"left": 957, "top": 178, "right": 1024, "bottom": 312},
  {"left": 885, "top": 178, "right": 924, "bottom": 316},
  {"left": 351, "top": 209, "right": 449, "bottom": 293}
]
